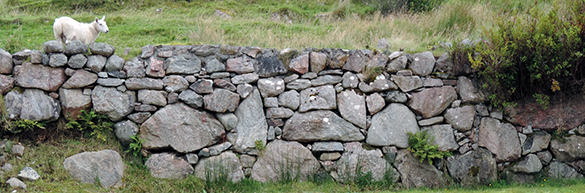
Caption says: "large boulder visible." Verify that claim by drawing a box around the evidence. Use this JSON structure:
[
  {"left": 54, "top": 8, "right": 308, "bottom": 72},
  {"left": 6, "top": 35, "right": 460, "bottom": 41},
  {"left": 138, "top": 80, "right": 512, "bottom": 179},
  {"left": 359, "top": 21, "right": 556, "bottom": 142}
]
[
  {"left": 194, "top": 151, "right": 244, "bottom": 182},
  {"left": 550, "top": 135, "right": 585, "bottom": 162},
  {"left": 395, "top": 149, "right": 446, "bottom": 188},
  {"left": 505, "top": 97, "right": 585, "bottom": 131},
  {"left": 337, "top": 90, "right": 366, "bottom": 129},
  {"left": 92, "top": 86, "right": 135, "bottom": 121},
  {"left": 283, "top": 110, "right": 364, "bottom": 142},
  {"left": 233, "top": 88, "right": 268, "bottom": 153},
  {"left": 478, "top": 117, "right": 521, "bottom": 162},
  {"left": 145, "top": 153, "right": 194, "bottom": 179},
  {"left": 510, "top": 154, "right": 542, "bottom": 174},
  {"left": 5, "top": 89, "right": 61, "bottom": 121},
  {"left": 366, "top": 103, "right": 419, "bottom": 148},
  {"left": 408, "top": 86, "right": 457, "bottom": 118},
  {"left": 331, "top": 142, "right": 398, "bottom": 183},
  {"left": 447, "top": 148, "right": 497, "bottom": 186},
  {"left": 251, "top": 140, "right": 321, "bottom": 182},
  {"left": 14, "top": 62, "right": 66, "bottom": 92},
  {"left": 140, "top": 103, "right": 225, "bottom": 153},
  {"left": 63, "top": 150, "right": 124, "bottom": 188}
]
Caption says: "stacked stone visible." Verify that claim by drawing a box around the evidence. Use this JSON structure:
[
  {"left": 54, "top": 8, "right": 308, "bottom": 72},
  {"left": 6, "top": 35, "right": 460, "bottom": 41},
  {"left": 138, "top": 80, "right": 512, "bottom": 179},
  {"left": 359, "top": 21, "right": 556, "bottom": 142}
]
[{"left": 1, "top": 40, "right": 585, "bottom": 188}]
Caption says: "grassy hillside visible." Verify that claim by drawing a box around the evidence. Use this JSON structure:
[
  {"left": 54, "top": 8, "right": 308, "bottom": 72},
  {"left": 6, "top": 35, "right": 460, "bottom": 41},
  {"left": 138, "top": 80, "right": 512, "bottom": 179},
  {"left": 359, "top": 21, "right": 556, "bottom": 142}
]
[{"left": 0, "top": 0, "right": 555, "bottom": 57}]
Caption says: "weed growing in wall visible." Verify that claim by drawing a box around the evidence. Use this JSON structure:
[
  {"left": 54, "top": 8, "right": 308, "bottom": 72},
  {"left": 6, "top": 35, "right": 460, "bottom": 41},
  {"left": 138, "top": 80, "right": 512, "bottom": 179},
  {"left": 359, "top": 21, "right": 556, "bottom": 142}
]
[
  {"left": 407, "top": 130, "right": 452, "bottom": 165},
  {"left": 65, "top": 109, "right": 114, "bottom": 141},
  {"left": 127, "top": 135, "right": 146, "bottom": 163}
]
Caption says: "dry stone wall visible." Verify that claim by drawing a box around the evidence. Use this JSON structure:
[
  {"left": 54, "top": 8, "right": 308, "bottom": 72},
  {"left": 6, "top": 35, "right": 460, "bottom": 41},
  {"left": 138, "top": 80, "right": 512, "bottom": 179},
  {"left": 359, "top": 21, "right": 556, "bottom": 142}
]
[{"left": 1, "top": 40, "right": 585, "bottom": 188}]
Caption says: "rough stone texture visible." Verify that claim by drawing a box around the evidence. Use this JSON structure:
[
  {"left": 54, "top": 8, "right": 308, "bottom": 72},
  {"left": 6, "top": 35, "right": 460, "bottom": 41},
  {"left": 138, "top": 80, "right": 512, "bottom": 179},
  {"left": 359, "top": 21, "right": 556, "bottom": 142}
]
[
  {"left": 178, "top": 89, "right": 203, "bottom": 108},
  {"left": 190, "top": 79, "right": 213, "bottom": 94},
  {"left": 320, "top": 153, "right": 342, "bottom": 161},
  {"left": 310, "top": 52, "right": 327, "bottom": 73},
  {"left": 6, "top": 89, "right": 61, "bottom": 121},
  {"left": 226, "top": 56, "right": 255, "bottom": 74},
  {"left": 251, "top": 140, "right": 321, "bottom": 182},
  {"left": 0, "top": 74, "right": 14, "bottom": 94},
  {"left": 395, "top": 149, "right": 446, "bottom": 188},
  {"left": 537, "top": 151, "right": 553, "bottom": 165},
  {"left": 64, "top": 41, "right": 88, "bottom": 55},
  {"left": 505, "top": 97, "right": 585, "bottom": 131},
  {"left": 138, "top": 90, "right": 167, "bottom": 107},
  {"left": 6, "top": 177, "right": 26, "bottom": 189},
  {"left": 418, "top": 116, "right": 444, "bottom": 126},
  {"left": 385, "top": 90, "right": 408, "bottom": 103},
  {"left": 123, "top": 57, "right": 146, "bottom": 78},
  {"left": 14, "top": 62, "right": 66, "bottom": 92},
  {"left": 86, "top": 55, "right": 107, "bottom": 72},
  {"left": 62, "top": 69, "right": 98, "bottom": 89},
  {"left": 43, "top": 40, "right": 64, "bottom": 53},
  {"left": 166, "top": 53, "right": 201, "bottom": 74},
  {"left": 216, "top": 113, "right": 238, "bottom": 131},
  {"left": 331, "top": 142, "right": 398, "bottom": 183},
  {"left": 63, "top": 150, "right": 124, "bottom": 188},
  {"left": 392, "top": 75, "right": 423, "bottom": 92},
  {"left": 68, "top": 54, "right": 87, "bottom": 69},
  {"left": 328, "top": 49, "right": 349, "bottom": 69},
  {"left": 256, "top": 52, "right": 287, "bottom": 77},
  {"left": 342, "top": 72, "right": 359, "bottom": 88},
  {"left": 457, "top": 76, "right": 485, "bottom": 103},
  {"left": 312, "top": 142, "right": 344, "bottom": 152},
  {"left": 286, "top": 79, "right": 312, "bottom": 90},
  {"left": 289, "top": 53, "right": 309, "bottom": 74},
  {"left": 11, "top": 145, "right": 24, "bottom": 157},
  {"left": 478, "top": 117, "right": 521, "bottom": 162},
  {"left": 408, "top": 86, "right": 457, "bottom": 118},
  {"left": 257, "top": 78, "right": 285, "bottom": 97},
  {"left": 237, "top": 83, "right": 253, "bottom": 98},
  {"left": 203, "top": 59, "right": 225, "bottom": 73},
  {"left": 550, "top": 135, "right": 585, "bottom": 162},
  {"left": 367, "top": 103, "right": 419, "bottom": 148},
  {"left": 386, "top": 55, "right": 407, "bottom": 73},
  {"left": 146, "top": 57, "right": 165, "bottom": 77},
  {"left": 522, "top": 131, "right": 551, "bottom": 155},
  {"left": 343, "top": 51, "right": 365, "bottom": 73},
  {"left": 114, "top": 120, "right": 139, "bottom": 146},
  {"left": 278, "top": 90, "right": 300, "bottom": 110},
  {"left": 105, "top": 55, "right": 125, "bottom": 72},
  {"left": 447, "top": 148, "right": 497, "bottom": 186},
  {"left": 89, "top": 42, "right": 115, "bottom": 57},
  {"left": 195, "top": 151, "right": 244, "bottom": 182},
  {"left": 140, "top": 103, "right": 224, "bottom": 153},
  {"left": 233, "top": 88, "right": 268, "bottom": 153},
  {"left": 510, "top": 154, "right": 542, "bottom": 174},
  {"left": 266, "top": 108, "right": 294, "bottom": 119},
  {"left": 283, "top": 110, "right": 364, "bottom": 142},
  {"left": 145, "top": 153, "right": 194, "bottom": 179},
  {"left": 214, "top": 79, "right": 236, "bottom": 92},
  {"left": 162, "top": 75, "right": 189, "bottom": 93},
  {"left": 337, "top": 90, "right": 367, "bottom": 129},
  {"left": 409, "top": 51, "right": 435, "bottom": 76},
  {"left": 444, "top": 105, "right": 476, "bottom": 132},
  {"left": 203, "top": 89, "right": 240, "bottom": 113},
  {"left": 59, "top": 88, "right": 92, "bottom": 120},
  {"left": 125, "top": 78, "right": 164, "bottom": 90},
  {"left": 366, "top": 92, "right": 385, "bottom": 115},
  {"left": 424, "top": 78, "right": 443, "bottom": 87},
  {"left": 92, "top": 86, "right": 135, "bottom": 121},
  {"left": 299, "top": 85, "right": 337, "bottom": 112},
  {"left": 547, "top": 161, "right": 584, "bottom": 179},
  {"left": 0, "top": 48, "right": 13, "bottom": 74},
  {"left": 422, "top": 124, "right": 458, "bottom": 151},
  {"left": 232, "top": 73, "right": 259, "bottom": 85}
]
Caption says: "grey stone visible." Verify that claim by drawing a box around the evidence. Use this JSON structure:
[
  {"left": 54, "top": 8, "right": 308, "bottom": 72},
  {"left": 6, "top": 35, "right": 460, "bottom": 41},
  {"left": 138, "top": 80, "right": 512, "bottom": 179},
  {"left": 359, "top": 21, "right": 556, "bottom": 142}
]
[
  {"left": 12, "top": 144, "right": 24, "bottom": 157},
  {"left": 138, "top": 90, "right": 167, "bottom": 107},
  {"left": 447, "top": 148, "right": 497, "bottom": 186},
  {"left": 366, "top": 92, "right": 385, "bottom": 115},
  {"left": 105, "top": 55, "right": 125, "bottom": 72},
  {"left": 337, "top": 90, "right": 366, "bottom": 129},
  {"left": 332, "top": 142, "right": 398, "bottom": 183},
  {"left": 89, "top": 42, "right": 115, "bottom": 57},
  {"left": 310, "top": 52, "right": 327, "bottom": 73},
  {"left": 226, "top": 56, "right": 255, "bottom": 74},
  {"left": 311, "top": 75, "right": 342, "bottom": 87},
  {"left": 162, "top": 75, "right": 189, "bottom": 93},
  {"left": 299, "top": 85, "right": 337, "bottom": 112},
  {"left": 510, "top": 154, "right": 542, "bottom": 174},
  {"left": 49, "top": 53, "right": 68, "bottom": 67},
  {"left": 257, "top": 78, "right": 285, "bottom": 97},
  {"left": 278, "top": 90, "right": 300, "bottom": 110},
  {"left": 284, "top": 74, "right": 299, "bottom": 83},
  {"left": 0, "top": 49, "right": 12, "bottom": 74},
  {"left": 140, "top": 45, "right": 155, "bottom": 59},
  {"left": 43, "top": 40, "right": 63, "bottom": 53},
  {"left": 266, "top": 108, "right": 294, "bottom": 119},
  {"left": 367, "top": 103, "right": 419, "bottom": 148},
  {"left": 203, "top": 59, "right": 225, "bottom": 73},
  {"left": 251, "top": 140, "right": 321, "bottom": 182},
  {"left": 166, "top": 53, "right": 201, "bottom": 74},
  {"left": 301, "top": 72, "right": 318, "bottom": 79},
  {"left": 240, "top": 155, "right": 256, "bottom": 168},
  {"left": 384, "top": 90, "right": 408, "bottom": 103},
  {"left": 396, "top": 70, "right": 413, "bottom": 76},
  {"left": 125, "top": 78, "right": 163, "bottom": 90},
  {"left": 320, "top": 152, "right": 341, "bottom": 161},
  {"left": 124, "top": 57, "right": 146, "bottom": 78},
  {"left": 458, "top": 76, "right": 485, "bottom": 103},
  {"left": 286, "top": 79, "right": 312, "bottom": 90},
  {"left": 490, "top": 111, "right": 503, "bottom": 120},
  {"left": 208, "top": 142, "right": 233, "bottom": 156},
  {"left": 140, "top": 103, "right": 224, "bottom": 152},
  {"left": 59, "top": 88, "right": 91, "bottom": 120},
  {"left": 190, "top": 79, "right": 213, "bottom": 94},
  {"left": 256, "top": 52, "right": 287, "bottom": 77},
  {"left": 195, "top": 151, "right": 244, "bottom": 182},
  {"left": 135, "top": 104, "right": 157, "bottom": 112},
  {"left": 145, "top": 153, "right": 193, "bottom": 179},
  {"left": 7, "top": 89, "right": 61, "bottom": 121},
  {"left": 233, "top": 88, "right": 268, "bottom": 153},
  {"left": 409, "top": 51, "right": 435, "bottom": 76},
  {"left": 289, "top": 53, "right": 309, "bottom": 74},
  {"left": 408, "top": 86, "right": 458, "bottom": 118},
  {"left": 283, "top": 110, "right": 364, "bottom": 142},
  {"left": 391, "top": 75, "right": 423, "bottom": 92},
  {"left": 86, "top": 55, "right": 107, "bottom": 72},
  {"left": 547, "top": 161, "right": 583, "bottom": 179},
  {"left": 536, "top": 151, "right": 553, "bottom": 165},
  {"left": 550, "top": 135, "right": 585, "bottom": 162},
  {"left": 214, "top": 79, "right": 236, "bottom": 92},
  {"left": 63, "top": 150, "right": 124, "bottom": 187},
  {"left": 127, "top": 112, "right": 151, "bottom": 124},
  {"left": 64, "top": 41, "right": 88, "bottom": 55},
  {"left": 343, "top": 51, "right": 365, "bottom": 73},
  {"left": 267, "top": 126, "right": 276, "bottom": 141},
  {"left": 178, "top": 89, "right": 204, "bottom": 108},
  {"left": 216, "top": 113, "right": 238, "bottom": 131},
  {"left": 422, "top": 124, "right": 458, "bottom": 151},
  {"left": 522, "top": 131, "right": 551, "bottom": 155},
  {"left": 62, "top": 69, "right": 98, "bottom": 89},
  {"left": 386, "top": 55, "right": 407, "bottom": 73},
  {"left": 444, "top": 106, "right": 476, "bottom": 132},
  {"left": 0, "top": 74, "right": 14, "bottom": 94},
  {"left": 186, "top": 153, "right": 199, "bottom": 164},
  {"left": 358, "top": 82, "right": 374, "bottom": 93},
  {"left": 6, "top": 177, "right": 26, "bottom": 189},
  {"left": 96, "top": 78, "right": 125, "bottom": 87},
  {"left": 418, "top": 116, "right": 444, "bottom": 126},
  {"left": 232, "top": 73, "right": 259, "bottom": 85},
  {"left": 424, "top": 78, "right": 444, "bottom": 87},
  {"left": 114, "top": 120, "right": 139, "bottom": 146},
  {"left": 236, "top": 83, "right": 253, "bottom": 98},
  {"left": 342, "top": 72, "right": 359, "bottom": 88},
  {"left": 328, "top": 49, "right": 349, "bottom": 69},
  {"left": 395, "top": 149, "right": 445, "bottom": 188},
  {"left": 478, "top": 117, "right": 521, "bottom": 162},
  {"left": 312, "top": 142, "right": 344, "bottom": 152},
  {"left": 68, "top": 54, "right": 87, "bottom": 69},
  {"left": 92, "top": 86, "right": 135, "bottom": 121},
  {"left": 146, "top": 57, "right": 165, "bottom": 77},
  {"left": 204, "top": 89, "right": 240, "bottom": 113}
]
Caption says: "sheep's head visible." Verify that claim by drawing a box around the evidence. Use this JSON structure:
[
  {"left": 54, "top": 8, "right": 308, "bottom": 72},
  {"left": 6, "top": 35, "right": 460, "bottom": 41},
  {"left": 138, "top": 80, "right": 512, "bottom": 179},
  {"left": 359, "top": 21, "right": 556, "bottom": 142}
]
[{"left": 94, "top": 15, "right": 109, "bottom": 34}]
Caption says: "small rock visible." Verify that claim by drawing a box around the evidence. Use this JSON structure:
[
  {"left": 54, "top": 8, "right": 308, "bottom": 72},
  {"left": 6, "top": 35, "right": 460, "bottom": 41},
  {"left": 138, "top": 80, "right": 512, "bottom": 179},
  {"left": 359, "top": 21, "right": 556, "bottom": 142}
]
[
  {"left": 18, "top": 167, "right": 40, "bottom": 181},
  {"left": 6, "top": 177, "right": 26, "bottom": 189},
  {"left": 12, "top": 144, "right": 24, "bottom": 157}
]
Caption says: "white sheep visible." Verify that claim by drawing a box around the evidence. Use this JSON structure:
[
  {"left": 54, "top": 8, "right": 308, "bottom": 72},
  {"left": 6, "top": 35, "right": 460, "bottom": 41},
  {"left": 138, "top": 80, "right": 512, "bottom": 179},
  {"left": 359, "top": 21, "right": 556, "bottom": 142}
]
[{"left": 53, "top": 16, "right": 109, "bottom": 45}]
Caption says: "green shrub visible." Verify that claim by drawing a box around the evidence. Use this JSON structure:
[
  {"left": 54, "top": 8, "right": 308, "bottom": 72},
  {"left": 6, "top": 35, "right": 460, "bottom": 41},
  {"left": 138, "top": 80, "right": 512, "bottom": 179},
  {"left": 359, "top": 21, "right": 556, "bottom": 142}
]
[
  {"left": 66, "top": 109, "right": 114, "bottom": 141},
  {"left": 352, "top": 0, "right": 443, "bottom": 14},
  {"left": 468, "top": 0, "right": 585, "bottom": 108},
  {"left": 407, "top": 130, "right": 452, "bottom": 165}
]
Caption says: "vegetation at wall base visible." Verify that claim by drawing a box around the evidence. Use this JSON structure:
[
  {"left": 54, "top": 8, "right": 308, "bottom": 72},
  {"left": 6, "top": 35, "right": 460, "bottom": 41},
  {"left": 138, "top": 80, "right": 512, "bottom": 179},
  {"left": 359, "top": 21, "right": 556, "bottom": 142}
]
[
  {"left": 65, "top": 109, "right": 114, "bottom": 142},
  {"left": 407, "top": 130, "right": 452, "bottom": 165}
]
